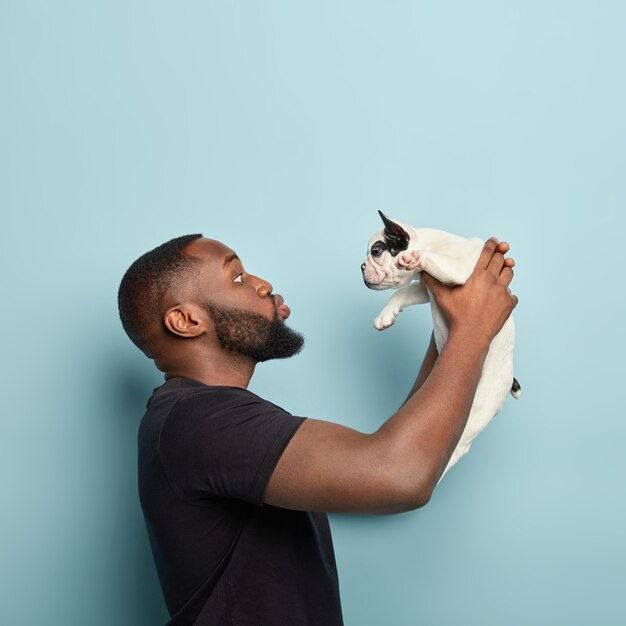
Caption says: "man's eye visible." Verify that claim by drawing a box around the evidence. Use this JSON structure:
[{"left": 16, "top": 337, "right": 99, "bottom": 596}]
[{"left": 233, "top": 273, "right": 244, "bottom": 283}]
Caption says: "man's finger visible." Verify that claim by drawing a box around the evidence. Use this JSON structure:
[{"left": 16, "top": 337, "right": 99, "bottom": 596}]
[
  {"left": 500, "top": 267, "right": 514, "bottom": 286},
  {"left": 473, "top": 237, "right": 499, "bottom": 274},
  {"left": 487, "top": 251, "right": 506, "bottom": 275},
  {"left": 420, "top": 271, "right": 443, "bottom": 295}
]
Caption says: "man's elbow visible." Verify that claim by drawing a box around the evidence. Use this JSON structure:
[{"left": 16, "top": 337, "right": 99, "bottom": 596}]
[
  {"left": 389, "top": 473, "right": 435, "bottom": 514},
  {"left": 371, "top": 436, "right": 442, "bottom": 514},
  {"left": 408, "top": 483, "right": 434, "bottom": 511},
  {"left": 402, "top": 460, "right": 445, "bottom": 511}
]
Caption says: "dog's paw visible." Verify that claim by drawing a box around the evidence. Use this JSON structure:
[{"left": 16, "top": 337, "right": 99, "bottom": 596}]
[
  {"left": 374, "top": 309, "right": 400, "bottom": 330},
  {"left": 396, "top": 250, "right": 421, "bottom": 271}
]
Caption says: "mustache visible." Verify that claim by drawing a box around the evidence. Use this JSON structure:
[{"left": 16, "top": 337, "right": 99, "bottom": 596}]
[{"left": 270, "top": 295, "right": 278, "bottom": 316}]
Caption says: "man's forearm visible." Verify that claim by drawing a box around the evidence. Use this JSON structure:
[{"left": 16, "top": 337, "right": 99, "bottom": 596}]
[
  {"left": 400, "top": 331, "right": 438, "bottom": 408},
  {"left": 374, "top": 329, "right": 490, "bottom": 501}
]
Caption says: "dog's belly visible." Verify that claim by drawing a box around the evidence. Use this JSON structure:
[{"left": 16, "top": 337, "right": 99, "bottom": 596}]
[{"left": 429, "top": 296, "right": 516, "bottom": 482}]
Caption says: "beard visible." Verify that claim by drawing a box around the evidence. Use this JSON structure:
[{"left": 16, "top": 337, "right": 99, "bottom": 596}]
[{"left": 201, "top": 299, "right": 305, "bottom": 362}]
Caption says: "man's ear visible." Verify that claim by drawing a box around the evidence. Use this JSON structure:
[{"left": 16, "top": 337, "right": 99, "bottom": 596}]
[
  {"left": 163, "top": 303, "right": 206, "bottom": 338},
  {"left": 378, "top": 210, "right": 410, "bottom": 251}
]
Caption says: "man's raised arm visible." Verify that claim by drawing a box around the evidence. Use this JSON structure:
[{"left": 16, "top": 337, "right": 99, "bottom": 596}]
[{"left": 263, "top": 238, "right": 517, "bottom": 515}]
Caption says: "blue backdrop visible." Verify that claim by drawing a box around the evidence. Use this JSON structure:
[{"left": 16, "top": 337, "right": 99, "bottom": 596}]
[{"left": 2, "top": 2, "right": 625, "bottom": 625}]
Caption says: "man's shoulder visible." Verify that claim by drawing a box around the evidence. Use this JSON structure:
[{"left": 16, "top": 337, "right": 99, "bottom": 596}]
[{"left": 145, "top": 377, "right": 292, "bottom": 424}]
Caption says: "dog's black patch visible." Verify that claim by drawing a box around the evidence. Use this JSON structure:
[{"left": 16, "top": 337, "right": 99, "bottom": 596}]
[
  {"left": 370, "top": 240, "right": 388, "bottom": 258},
  {"left": 378, "top": 210, "right": 410, "bottom": 255}
]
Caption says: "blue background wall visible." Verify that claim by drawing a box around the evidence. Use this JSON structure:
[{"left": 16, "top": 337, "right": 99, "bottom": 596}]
[{"left": 2, "top": 2, "right": 625, "bottom": 624}]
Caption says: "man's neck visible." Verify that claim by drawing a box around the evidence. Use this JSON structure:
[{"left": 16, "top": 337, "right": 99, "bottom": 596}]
[{"left": 163, "top": 353, "right": 256, "bottom": 389}]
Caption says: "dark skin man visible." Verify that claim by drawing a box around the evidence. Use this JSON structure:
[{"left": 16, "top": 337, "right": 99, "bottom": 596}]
[{"left": 151, "top": 236, "right": 517, "bottom": 515}]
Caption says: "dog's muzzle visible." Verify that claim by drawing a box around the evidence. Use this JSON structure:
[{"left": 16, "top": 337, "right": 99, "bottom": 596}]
[{"left": 361, "top": 261, "right": 385, "bottom": 288}]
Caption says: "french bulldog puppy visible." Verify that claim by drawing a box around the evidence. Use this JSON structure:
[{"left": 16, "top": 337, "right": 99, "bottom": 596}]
[{"left": 361, "top": 210, "right": 520, "bottom": 481}]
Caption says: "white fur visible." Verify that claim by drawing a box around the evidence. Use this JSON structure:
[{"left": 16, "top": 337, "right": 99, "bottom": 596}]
[{"left": 362, "top": 217, "right": 518, "bottom": 482}]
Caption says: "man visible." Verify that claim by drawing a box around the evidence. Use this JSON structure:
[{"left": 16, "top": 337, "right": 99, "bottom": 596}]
[{"left": 117, "top": 234, "right": 517, "bottom": 625}]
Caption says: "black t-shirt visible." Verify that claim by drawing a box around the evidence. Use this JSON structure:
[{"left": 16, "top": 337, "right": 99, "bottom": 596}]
[{"left": 137, "top": 376, "right": 344, "bottom": 626}]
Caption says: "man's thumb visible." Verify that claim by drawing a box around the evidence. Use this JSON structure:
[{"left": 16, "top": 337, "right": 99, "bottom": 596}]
[{"left": 421, "top": 271, "right": 443, "bottom": 294}]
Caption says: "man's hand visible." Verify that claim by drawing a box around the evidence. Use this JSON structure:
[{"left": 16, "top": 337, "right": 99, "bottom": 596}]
[{"left": 421, "top": 237, "right": 518, "bottom": 346}]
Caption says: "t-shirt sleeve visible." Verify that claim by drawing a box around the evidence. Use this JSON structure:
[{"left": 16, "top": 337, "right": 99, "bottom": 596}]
[{"left": 157, "top": 389, "right": 307, "bottom": 506}]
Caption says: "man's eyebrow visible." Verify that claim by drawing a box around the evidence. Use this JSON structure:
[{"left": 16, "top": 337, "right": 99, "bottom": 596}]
[{"left": 222, "top": 253, "right": 240, "bottom": 268}]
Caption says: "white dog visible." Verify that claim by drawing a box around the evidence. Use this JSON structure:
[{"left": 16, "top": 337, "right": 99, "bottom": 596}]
[{"left": 361, "top": 211, "right": 520, "bottom": 481}]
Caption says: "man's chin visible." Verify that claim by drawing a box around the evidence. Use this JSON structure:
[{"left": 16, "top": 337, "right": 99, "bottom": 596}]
[{"left": 253, "top": 322, "right": 305, "bottom": 362}]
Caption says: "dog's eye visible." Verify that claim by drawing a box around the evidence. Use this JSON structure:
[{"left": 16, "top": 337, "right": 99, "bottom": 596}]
[{"left": 371, "top": 243, "right": 385, "bottom": 257}]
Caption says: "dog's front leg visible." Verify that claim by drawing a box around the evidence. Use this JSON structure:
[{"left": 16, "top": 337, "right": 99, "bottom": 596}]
[
  {"left": 374, "top": 281, "right": 429, "bottom": 330},
  {"left": 395, "top": 249, "right": 469, "bottom": 285}
]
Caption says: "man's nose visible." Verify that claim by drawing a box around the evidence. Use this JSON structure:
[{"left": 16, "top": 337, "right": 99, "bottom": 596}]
[{"left": 256, "top": 278, "right": 273, "bottom": 297}]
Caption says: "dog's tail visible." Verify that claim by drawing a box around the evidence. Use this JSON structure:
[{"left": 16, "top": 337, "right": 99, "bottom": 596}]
[{"left": 510, "top": 377, "right": 522, "bottom": 399}]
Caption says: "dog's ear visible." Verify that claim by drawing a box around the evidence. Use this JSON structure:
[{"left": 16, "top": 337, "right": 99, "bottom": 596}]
[{"left": 378, "top": 210, "right": 410, "bottom": 253}]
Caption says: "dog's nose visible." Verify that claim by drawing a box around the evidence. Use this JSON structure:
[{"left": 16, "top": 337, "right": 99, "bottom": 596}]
[{"left": 361, "top": 262, "right": 366, "bottom": 271}]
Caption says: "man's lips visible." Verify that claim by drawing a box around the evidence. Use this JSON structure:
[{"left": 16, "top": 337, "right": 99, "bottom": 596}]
[{"left": 274, "top": 295, "right": 291, "bottom": 320}]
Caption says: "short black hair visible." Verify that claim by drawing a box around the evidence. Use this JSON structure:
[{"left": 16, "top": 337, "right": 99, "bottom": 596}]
[{"left": 118, "top": 234, "right": 203, "bottom": 357}]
